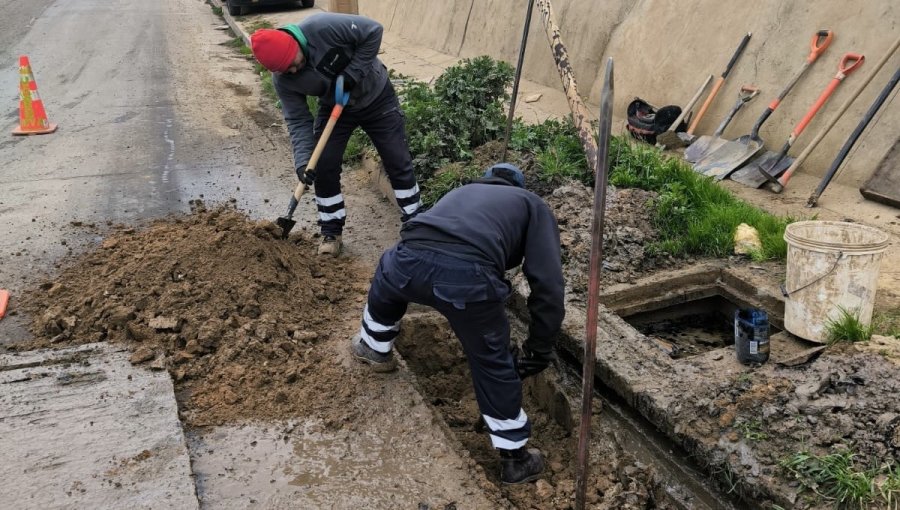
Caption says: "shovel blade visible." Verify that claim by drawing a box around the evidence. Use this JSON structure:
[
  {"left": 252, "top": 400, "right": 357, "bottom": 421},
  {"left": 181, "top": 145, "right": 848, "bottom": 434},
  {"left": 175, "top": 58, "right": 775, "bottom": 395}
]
[
  {"left": 693, "top": 136, "right": 762, "bottom": 180},
  {"left": 275, "top": 216, "right": 296, "bottom": 239},
  {"left": 685, "top": 135, "right": 726, "bottom": 163},
  {"left": 729, "top": 150, "right": 794, "bottom": 188}
]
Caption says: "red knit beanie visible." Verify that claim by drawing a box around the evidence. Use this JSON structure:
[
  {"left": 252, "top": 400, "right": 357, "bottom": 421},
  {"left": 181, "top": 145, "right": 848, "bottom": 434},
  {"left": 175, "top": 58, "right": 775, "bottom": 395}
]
[{"left": 250, "top": 29, "right": 299, "bottom": 73}]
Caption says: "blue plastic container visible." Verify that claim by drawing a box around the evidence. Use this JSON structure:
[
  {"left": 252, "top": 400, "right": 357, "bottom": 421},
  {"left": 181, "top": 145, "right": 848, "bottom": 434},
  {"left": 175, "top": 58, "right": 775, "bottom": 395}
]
[{"left": 734, "top": 308, "right": 770, "bottom": 364}]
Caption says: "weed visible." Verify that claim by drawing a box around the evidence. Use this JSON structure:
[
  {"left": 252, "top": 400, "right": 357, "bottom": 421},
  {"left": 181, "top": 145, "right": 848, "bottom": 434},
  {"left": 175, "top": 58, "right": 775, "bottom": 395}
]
[
  {"left": 343, "top": 128, "right": 370, "bottom": 165},
  {"left": 735, "top": 419, "right": 768, "bottom": 441},
  {"left": 211, "top": 6, "right": 223, "bottom": 16},
  {"left": 251, "top": 62, "right": 278, "bottom": 105},
  {"left": 825, "top": 307, "right": 874, "bottom": 344},
  {"left": 224, "top": 36, "right": 244, "bottom": 48},
  {"left": 420, "top": 163, "right": 483, "bottom": 206},
  {"left": 246, "top": 20, "right": 274, "bottom": 32},
  {"left": 780, "top": 450, "right": 899, "bottom": 508}
]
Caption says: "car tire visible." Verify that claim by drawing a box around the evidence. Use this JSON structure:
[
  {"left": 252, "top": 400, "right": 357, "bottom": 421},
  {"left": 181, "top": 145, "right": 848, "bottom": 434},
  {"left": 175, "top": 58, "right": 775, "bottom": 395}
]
[
  {"left": 226, "top": 1, "right": 246, "bottom": 16},
  {"left": 301, "top": 0, "right": 314, "bottom": 8}
]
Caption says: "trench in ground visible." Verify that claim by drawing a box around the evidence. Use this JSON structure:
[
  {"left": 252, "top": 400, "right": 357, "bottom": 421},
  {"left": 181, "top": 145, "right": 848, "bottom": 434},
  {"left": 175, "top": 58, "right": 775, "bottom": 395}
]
[{"left": 395, "top": 311, "right": 747, "bottom": 509}]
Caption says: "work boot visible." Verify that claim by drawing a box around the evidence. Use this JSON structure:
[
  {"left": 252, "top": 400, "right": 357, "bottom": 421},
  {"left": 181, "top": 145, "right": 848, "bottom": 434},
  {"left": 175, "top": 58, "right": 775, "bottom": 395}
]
[
  {"left": 317, "top": 235, "right": 342, "bottom": 257},
  {"left": 499, "top": 447, "right": 544, "bottom": 485},
  {"left": 350, "top": 334, "right": 397, "bottom": 372}
]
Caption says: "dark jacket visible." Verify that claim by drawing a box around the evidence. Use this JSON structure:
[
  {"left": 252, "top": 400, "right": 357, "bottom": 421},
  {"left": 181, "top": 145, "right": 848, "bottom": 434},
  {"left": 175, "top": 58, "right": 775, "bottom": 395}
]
[
  {"left": 272, "top": 13, "right": 389, "bottom": 170},
  {"left": 401, "top": 179, "right": 565, "bottom": 345}
]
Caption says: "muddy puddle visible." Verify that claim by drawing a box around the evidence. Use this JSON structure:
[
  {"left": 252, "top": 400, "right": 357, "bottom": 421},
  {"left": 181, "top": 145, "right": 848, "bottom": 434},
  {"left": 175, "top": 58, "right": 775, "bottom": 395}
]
[{"left": 395, "top": 311, "right": 741, "bottom": 509}]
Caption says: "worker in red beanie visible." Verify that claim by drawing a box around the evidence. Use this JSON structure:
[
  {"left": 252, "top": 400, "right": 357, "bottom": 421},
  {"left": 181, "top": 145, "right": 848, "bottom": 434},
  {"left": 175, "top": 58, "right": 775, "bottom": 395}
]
[{"left": 250, "top": 13, "right": 422, "bottom": 257}]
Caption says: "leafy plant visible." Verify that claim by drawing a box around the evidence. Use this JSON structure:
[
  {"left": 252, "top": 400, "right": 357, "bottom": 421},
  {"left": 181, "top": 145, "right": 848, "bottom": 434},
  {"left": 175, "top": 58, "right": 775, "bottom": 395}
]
[
  {"left": 825, "top": 307, "right": 874, "bottom": 344},
  {"left": 735, "top": 419, "right": 768, "bottom": 441},
  {"left": 398, "top": 56, "right": 513, "bottom": 182}
]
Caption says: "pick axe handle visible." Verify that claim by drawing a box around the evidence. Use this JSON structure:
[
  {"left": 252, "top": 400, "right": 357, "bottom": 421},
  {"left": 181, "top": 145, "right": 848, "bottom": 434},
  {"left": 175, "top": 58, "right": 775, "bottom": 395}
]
[
  {"left": 688, "top": 32, "right": 752, "bottom": 134},
  {"left": 668, "top": 75, "right": 713, "bottom": 132}
]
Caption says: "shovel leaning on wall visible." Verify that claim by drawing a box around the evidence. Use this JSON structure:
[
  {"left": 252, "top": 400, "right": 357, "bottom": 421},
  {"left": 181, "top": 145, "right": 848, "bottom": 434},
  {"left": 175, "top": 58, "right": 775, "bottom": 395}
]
[
  {"left": 730, "top": 52, "right": 864, "bottom": 189},
  {"left": 684, "top": 85, "right": 759, "bottom": 163},
  {"left": 693, "top": 30, "right": 833, "bottom": 180}
]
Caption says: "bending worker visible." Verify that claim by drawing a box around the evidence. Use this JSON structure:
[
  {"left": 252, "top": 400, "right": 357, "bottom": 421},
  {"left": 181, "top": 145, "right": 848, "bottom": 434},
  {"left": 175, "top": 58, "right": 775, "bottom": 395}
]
[
  {"left": 350, "top": 163, "right": 565, "bottom": 485},
  {"left": 250, "top": 13, "right": 422, "bottom": 256}
]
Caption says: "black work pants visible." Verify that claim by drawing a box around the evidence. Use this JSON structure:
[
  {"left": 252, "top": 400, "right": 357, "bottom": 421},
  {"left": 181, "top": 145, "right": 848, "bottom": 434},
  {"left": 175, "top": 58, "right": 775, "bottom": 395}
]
[
  {"left": 357, "top": 243, "right": 531, "bottom": 450},
  {"left": 313, "top": 82, "right": 421, "bottom": 236}
]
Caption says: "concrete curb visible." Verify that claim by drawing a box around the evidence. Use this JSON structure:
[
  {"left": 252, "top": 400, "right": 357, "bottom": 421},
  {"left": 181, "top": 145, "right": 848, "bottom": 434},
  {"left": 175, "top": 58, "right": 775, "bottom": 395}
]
[{"left": 208, "top": 0, "right": 251, "bottom": 46}]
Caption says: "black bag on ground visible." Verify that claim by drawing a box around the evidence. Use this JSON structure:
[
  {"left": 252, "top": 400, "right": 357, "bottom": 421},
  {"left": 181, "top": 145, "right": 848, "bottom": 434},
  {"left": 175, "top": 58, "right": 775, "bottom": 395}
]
[{"left": 625, "top": 98, "right": 687, "bottom": 145}]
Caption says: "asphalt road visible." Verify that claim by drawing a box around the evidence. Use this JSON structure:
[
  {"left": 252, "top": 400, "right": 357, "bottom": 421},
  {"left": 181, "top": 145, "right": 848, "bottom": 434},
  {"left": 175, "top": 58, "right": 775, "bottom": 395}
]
[{"left": 0, "top": 0, "right": 296, "bottom": 342}]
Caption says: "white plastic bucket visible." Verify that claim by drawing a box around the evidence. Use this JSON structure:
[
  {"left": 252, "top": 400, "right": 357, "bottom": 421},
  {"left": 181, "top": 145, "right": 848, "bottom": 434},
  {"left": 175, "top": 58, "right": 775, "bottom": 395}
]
[{"left": 783, "top": 221, "right": 889, "bottom": 343}]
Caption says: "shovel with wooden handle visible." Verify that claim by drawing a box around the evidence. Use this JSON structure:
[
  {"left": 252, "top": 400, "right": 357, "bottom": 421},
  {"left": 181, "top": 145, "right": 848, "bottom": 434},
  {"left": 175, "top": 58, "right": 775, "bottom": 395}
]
[
  {"left": 687, "top": 32, "right": 752, "bottom": 135},
  {"left": 694, "top": 30, "right": 833, "bottom": 180},
  {"left": 731, "top": 52, "right": 864, "bottom": 189},
  {"left": 276, "top": 76, "right": 351, "bottom": 239},
  {"left": 685, "top": 85, "right": 759, "bottom": 163}
]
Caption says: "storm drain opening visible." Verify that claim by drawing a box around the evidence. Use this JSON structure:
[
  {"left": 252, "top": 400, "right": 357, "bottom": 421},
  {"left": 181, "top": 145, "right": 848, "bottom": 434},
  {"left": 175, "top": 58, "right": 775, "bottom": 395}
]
[
  {"left": 605, "top": 268, "right": 783, "bottom": 359},
  {"left": 621, "top": 295, "right": 782, "bottom": 359},
  {"left": 395, "top": 311, "right": 736, "bottom": 509}
]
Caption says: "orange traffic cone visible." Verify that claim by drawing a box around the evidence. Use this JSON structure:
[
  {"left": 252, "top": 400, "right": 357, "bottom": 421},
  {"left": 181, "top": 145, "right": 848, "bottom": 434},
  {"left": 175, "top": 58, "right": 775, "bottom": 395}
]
[{"left": 12, "top": 55, "right": 57, "bottom": 136}]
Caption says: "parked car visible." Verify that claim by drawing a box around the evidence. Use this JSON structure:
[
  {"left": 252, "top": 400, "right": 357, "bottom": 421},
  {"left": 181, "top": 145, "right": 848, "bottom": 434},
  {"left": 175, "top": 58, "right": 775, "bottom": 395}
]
[{"left": 226, "top": 0, "right": 314, "bottom": 16}]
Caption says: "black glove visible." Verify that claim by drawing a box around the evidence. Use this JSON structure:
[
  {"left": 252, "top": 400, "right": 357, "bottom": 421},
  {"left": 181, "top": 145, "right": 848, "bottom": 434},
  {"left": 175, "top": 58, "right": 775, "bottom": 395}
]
[
  {"left": 296, "top": 165, "right": 314, "bottom": 186},
  {"left": 513, "top": 341, "right": 555, "bottom": 379}
]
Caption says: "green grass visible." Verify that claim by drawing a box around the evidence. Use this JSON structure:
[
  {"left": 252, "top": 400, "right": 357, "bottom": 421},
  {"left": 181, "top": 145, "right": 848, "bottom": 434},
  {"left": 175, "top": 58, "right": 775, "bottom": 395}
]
[
  {"left": 780, "top": 450, "right": 900, "bottom": 508},
  {"left": 825, "top": 307, "right": 875, "bottom": 344},
  {"left": 420, "top": 163, "right": 483, "bottom": 206},
  {"left": 246, "top": 20, "right": 274, "bottom": 32},
  {"left": 608, "top": 136, "right": 791, "bottom": 260},
  {"left": 211, "top": 5, "right": 223, "bottom": 16},
  {"left": 873, "top": 311, "right": 900, "bottom": 338}
]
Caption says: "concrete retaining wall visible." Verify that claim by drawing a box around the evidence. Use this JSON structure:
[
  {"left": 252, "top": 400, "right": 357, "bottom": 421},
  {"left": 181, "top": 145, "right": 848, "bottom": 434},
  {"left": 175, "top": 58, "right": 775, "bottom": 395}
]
[{"left": 361, "top": 0, "right": 899, "bottom": 186}]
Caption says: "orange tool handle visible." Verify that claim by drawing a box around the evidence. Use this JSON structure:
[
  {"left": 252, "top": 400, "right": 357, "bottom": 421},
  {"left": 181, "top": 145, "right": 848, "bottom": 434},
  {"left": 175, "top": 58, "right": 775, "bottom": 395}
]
[
  {"left": 0, "top": 289, "right": 9, "bottom": 321},
  {"left": 807, "top": 30, "right": 833, "bottom": 63},
  {"left": 793, "top": 53, "right": 865, "bottom": 137},
  {"left": 688, "top": 77, "right": 725, "bottom": 134}
]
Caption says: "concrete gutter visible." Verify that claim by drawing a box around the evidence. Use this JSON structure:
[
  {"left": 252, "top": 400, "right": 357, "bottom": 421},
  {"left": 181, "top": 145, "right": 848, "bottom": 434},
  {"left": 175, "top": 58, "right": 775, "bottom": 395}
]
[{"left": 209, "top": 0, "right": 250, "bottom": 46}]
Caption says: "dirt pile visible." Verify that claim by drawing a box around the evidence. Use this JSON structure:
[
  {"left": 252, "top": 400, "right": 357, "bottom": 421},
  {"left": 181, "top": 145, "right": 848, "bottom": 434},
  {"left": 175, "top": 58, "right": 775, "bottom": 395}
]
[
  {"left": 546, "top": 183, "right": 681, "bottom": 295},
  {"left": 18, "top": 204, "right": 373, "bottom": 426},
  {"left": 673, "top": 348, "right": 900, "bottom": 505}
]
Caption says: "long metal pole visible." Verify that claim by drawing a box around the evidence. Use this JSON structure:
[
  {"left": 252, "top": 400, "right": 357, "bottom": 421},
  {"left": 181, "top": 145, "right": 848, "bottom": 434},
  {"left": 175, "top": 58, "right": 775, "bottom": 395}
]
[
  {"left": 501, "top": 0, "right": 536, "bottom": 161},
  {"left": 575, "top": 57, "right": 614, "bottom": 510}
]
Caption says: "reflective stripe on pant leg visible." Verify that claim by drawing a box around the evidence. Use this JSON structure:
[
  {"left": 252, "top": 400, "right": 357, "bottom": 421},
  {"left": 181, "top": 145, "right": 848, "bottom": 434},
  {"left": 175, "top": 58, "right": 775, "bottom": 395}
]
[
  {"left": 484, "top": 409, "right": 529, "bottom": 449},
  {"left": 312, "top": 110, "right": 354, "bottom": 236},
  {"left": 360, "top": 83, "right": 422, "bottom": 220},
  {"left": 359, "top": 248, "right": 411, "bottom": 354},
  {"left": 315, "top": 193, "right": 346, "bottom": 223},
  {"left": 359, "top": 303, "right": 400, "bottom": 353}
]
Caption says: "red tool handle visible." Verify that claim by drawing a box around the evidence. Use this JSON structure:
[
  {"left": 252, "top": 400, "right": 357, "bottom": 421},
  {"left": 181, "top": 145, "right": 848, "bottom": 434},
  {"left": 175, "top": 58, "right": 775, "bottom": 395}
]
[
  {"left": 836, "top": 52, "right": 865, "bottom": 78},
  {"left": 0, "top": 289, "right": 9, "bottom": 321},
  {"left": 793, "top": 53, "right": 865, "bottom": 137},
  {"left": 807, "top": 30, "right": 834, "bottom": 63}
]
